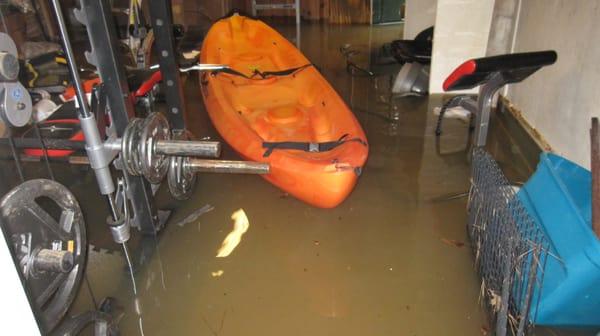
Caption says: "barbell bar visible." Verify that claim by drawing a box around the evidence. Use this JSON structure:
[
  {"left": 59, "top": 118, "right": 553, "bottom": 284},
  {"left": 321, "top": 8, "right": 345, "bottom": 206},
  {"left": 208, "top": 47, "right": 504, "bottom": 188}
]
[
  {"left": 187, "top": 159, "right": 270, "bottom": 174},
  {"left": 167, "top": 130, "right": 270, "bottom": 200},
  {"left": 103, "top": 113, "right": 222, "bottom": 183}
]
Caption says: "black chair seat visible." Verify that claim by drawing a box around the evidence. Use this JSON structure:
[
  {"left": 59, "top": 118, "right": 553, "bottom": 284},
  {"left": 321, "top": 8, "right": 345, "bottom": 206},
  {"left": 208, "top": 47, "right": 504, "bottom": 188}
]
[
  {"left": 391, "top": 39, "right": 432, "bottom": 65},
  {"left": 443, "top": 50, "right": 557, "bottom": 91},
  {"left": 390, "top": 26, "right": 434, "bottom": 65}
]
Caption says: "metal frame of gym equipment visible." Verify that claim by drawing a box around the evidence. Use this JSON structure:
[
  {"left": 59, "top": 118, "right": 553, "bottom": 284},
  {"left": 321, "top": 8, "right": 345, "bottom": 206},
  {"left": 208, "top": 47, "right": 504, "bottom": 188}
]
[
  {"left": 0, "top": 27, "right": 115, "bottom": 336},
  {"left": 437, "top": 51, "right": 557, "bottom": 336},
  {"left": 51, "top": 0, "right": 268, "bottom": 241},
  {"left": 0, "top": 0, "right": 269, "bottom": 333}
]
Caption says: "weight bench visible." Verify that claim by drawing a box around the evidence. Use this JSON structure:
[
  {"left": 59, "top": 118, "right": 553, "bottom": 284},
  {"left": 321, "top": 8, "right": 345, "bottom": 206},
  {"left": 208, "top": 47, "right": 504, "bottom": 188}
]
[{"left": 438, "top": 50, "right": 557, "bottom": 147}]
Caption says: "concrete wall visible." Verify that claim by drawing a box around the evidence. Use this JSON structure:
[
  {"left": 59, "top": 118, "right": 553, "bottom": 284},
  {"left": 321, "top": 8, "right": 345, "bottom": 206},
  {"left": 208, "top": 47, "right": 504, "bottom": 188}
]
[
  {"left": 503, "top": 0, "right": 600, "bottom": 168},
  {"left": 486, "top": 0, "right": 520, "bottom": 56},
  {"left": 429, "top": 0, "right": 495, "bottom": 94},
  {"left": 403, "top": 0, "right": 437, "bottom": 39}
]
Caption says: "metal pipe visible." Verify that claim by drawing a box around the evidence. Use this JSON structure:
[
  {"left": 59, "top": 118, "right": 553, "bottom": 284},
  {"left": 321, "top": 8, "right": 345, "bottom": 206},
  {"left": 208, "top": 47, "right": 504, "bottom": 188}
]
[
  {"left": 4, "top": 155, "right": 88, "bottom": 165},
  {"left": 187, "top": 159, "right": 270, "bottom": 174},
  {"left": 2, "top": 136, "right": 221, "bottom": 159},
  {"left": 107, "top": 193, "right": 120, "bottom": 221},
  {"left": 32, "top": 249, "right": 74, "bottom": 273},
  {"left": 103, "top": 137, "right": 221, "bottom": 158},
  {"left": 154, "top": 140, "right": 221, "bottom": 158},
  {"left": 32, "top": 123, "right": 56, "bottom": 181},
  {"left": 6, "top": 129, "right": 25, "bottom": 182},
  {"left": 178, "top": 64, "right": 230, "bottom": 72},
  {"left": 0, "top": 137, "right": 86, "bottom": 150},
  {"left": 50, "top": 0, "right": 92, "bottom": 119},
  {"left": 51, "top": 0, "right": 115, "bottom": 196},
  {"left": 591, "top": 118, "right": 600, "bottom": 238}
]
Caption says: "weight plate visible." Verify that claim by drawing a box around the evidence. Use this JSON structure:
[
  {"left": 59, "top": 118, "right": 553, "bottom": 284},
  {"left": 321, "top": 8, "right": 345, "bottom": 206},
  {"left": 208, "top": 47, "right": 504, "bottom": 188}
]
[
  {"left": 138, "top": 113, "right": 169, "bottom": 183},
  {"left": 121, "top": 118, "right": 143, "bottom": 176},
  {"left": 0, "top": 179, "right": 86, "bottom": 333},
  {"left": 168, "top": 130, "right": 197, "bottom": 200}
]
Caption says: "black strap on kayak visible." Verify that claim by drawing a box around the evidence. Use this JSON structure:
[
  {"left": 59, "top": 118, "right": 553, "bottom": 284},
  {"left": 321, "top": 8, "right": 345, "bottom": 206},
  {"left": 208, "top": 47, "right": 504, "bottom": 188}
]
[
  {"left": 262, "top": 134, "right": 367, "bottom": 157},
  {"left": 213, "top": 63, "right": 314, "bottom": 80}
]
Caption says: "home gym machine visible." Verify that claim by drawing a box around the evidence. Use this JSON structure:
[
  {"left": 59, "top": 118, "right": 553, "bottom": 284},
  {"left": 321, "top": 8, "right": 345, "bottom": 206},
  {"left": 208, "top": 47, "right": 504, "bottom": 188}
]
[
  {"left": 436, "top": 51, "right": 557, "bottom": 336},
  {"left": 390, "top": 26, "right": 433, "bottom": 96},
  {"left": 63, "top": 0, "right": 268, "bottom": 238},
  {"left": 0, "top": 0, "right": 269, "bottom": 334}
]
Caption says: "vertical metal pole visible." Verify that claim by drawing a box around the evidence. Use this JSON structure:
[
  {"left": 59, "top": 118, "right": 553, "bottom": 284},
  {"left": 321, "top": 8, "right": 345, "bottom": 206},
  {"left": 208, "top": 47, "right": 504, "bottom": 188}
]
[
  {"left": 6, "top": 129, "right": 25, "bottom": 183},
  {"left": 474, "top": 73, "right": 506, "bottom": 147},
  {"left": 295, "top": 0, "right": 301, "bottom": 49},
  {"left": 78, "top": 0, "right": 159, "bottom": 234},
  {"left": 252, "top": 0, "right": 258, "bottom": 17},
  {"left": 52, "top": 0, "right": 115, "bottom": 196},
  {"left": 148, "top": 0, "right": 187, "bottom": 130},
  {"left": 496, "top": 240, "right": 513, "bottom": 336},
  {"left": 590, "top": 117, "right": 600, "bottom": 238}
]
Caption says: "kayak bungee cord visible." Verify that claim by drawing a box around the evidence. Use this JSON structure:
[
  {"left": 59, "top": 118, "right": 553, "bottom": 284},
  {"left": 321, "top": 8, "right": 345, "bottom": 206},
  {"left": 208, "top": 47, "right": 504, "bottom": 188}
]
[{"left": 211, "top": 63, "right": 315, "bottom": 80}]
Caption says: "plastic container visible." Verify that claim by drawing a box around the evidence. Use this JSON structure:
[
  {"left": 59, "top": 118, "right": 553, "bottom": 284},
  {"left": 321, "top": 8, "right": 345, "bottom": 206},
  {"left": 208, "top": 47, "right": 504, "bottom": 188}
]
[{"left": 517, "top": 152, "right": 600, "bottom": 327}]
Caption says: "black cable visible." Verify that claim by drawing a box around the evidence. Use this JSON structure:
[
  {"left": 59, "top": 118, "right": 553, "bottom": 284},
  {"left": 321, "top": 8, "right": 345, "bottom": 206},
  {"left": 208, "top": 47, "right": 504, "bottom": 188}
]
[
  {"left": 32, "top": 123, "right": 55, "bottom": 181},
  {"left": 84, "top": 274, "right": 98, "bottom": 309},
  {"left": 435, "top": 95, "right": 469, "bottom": 136},
  {"left": 6, "top": 128, "right": 25, "bottom": 183}
]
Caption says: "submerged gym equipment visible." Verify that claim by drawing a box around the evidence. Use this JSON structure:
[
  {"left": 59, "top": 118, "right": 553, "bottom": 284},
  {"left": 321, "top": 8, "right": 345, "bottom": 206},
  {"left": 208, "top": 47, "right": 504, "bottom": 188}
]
[
  {"left": 438, "top": 51, "right": 557, "bottom": 147},
  {"left": 390, "top": 26, "right": 433, "bottom": 96},
  {"left": 0, "top": 179, "right": 86, "bottom": 333},
  {"left": 0, "top": 0, "right": 270, "bottom": 333},
  {"left": 440, "top": 49, "right": 600, "bottom": 332},
  {"left": 439, "top": 51, "right": 563, "bottom": 335},
  {"left": 52, "top": 0, "right": 269, "bottom": 239}
]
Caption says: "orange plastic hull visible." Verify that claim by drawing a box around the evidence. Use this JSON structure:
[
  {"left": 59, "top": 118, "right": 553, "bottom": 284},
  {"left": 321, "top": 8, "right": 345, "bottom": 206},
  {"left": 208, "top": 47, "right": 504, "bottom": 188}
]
[{"left": 200, "top": 15, "right": 368, "bottom": 208}]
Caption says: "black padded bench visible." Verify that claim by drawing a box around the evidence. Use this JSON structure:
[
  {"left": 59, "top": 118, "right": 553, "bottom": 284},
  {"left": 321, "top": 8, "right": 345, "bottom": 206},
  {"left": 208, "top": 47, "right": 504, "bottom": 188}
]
[
  {"left": 391, "top": 26, "right": 434, "bottom": 65},
  {"left": 443, "top": 50, "right": 557, "bottom": 91},
  {"left": 438, "top": 50, "right": 557, "bottom": 147}
]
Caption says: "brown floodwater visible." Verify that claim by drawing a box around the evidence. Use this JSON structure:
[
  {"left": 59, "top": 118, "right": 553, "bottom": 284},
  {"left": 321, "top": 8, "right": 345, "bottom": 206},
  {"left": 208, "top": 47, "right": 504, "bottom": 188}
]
[{"left": 60, "top": 21, "right": 596, "bottom": 336}]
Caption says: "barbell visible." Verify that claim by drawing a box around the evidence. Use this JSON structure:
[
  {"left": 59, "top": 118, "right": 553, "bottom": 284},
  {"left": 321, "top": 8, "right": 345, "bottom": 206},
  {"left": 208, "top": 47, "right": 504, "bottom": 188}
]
[
  {"left": 166, "top": 129, "right": 270, "bottom": 200},
  {"left": 106, "top": 112, "right": 222, "bottom": 183},
  {"left": 106, "top": 112, "right": 270, "bottom": 198}
]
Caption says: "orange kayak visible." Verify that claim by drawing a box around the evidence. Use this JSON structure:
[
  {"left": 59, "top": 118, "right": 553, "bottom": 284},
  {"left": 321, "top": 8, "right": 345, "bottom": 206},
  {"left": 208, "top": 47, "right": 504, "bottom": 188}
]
[{"left": 200, "top": 14, "right": 368, "bottom": 208}]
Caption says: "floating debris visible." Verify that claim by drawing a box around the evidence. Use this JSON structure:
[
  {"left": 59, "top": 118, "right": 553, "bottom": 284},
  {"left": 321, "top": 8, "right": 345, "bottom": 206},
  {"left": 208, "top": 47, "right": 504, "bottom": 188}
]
[
  {"left": 176, "top": 204, "right": 214, "bottom": 227},
  {"left": 216, "top": 209, "right": 250, "bottom": 258},
  {"left": 211, "top": 270, "right": 224, "bottom": 277},
  {"left": 441, "top": 238, "right": 465, "bottom": 248}
]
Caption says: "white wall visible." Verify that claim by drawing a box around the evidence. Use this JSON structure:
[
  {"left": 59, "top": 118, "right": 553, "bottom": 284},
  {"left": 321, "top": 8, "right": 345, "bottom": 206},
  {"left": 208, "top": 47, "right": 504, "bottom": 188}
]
[
  {"left": 502, "top": 0, "right": 600, "bottom": 169},
  {"left": 486, "top": 0, "right": 520, "bottom": 56},
  {"left": 0, "top": 233, "right": 40, "bottom": 335},
  {"left": 429, "top": 0, "right": 496, "bottom": 94},
  {"left": 403, "top": 0, "right": 437, "bottom": 39}
]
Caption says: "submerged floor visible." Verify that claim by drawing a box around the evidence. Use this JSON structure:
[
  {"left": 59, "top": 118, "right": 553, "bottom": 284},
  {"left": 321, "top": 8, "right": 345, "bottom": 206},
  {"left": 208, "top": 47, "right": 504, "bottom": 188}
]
[{"left": 64, "top": 22, "right": 594, "bottom": 335}]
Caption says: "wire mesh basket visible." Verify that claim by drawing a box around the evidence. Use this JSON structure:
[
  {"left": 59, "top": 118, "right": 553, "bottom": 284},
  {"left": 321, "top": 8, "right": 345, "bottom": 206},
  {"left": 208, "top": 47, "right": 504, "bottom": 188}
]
[{"left": 467, "top": 148, "right": 550, "bottom": 336}]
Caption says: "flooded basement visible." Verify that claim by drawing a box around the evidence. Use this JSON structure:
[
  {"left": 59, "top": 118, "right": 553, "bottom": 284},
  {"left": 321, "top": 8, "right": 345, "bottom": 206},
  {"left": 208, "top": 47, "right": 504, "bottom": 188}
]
[{"left": 55, "top": 22, "right": 594, "bottom": 335}]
